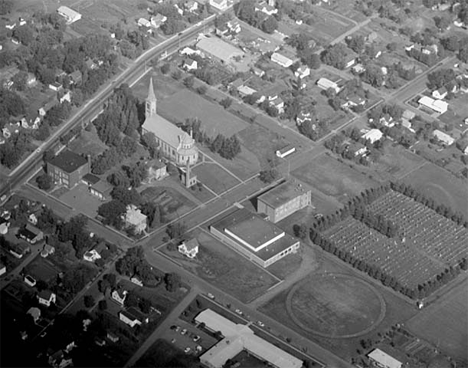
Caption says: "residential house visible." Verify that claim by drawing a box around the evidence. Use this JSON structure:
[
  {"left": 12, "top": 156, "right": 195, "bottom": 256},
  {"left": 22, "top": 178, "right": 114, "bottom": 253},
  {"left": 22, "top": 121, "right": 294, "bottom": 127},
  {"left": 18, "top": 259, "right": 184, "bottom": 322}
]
[
  {"left": 146, "top": 160, "right": 168, "bottom": 182},
  {"left": 276, "top": 144, "right": 295, "bottom": 158},
  {"left": 137, "top": 18, "right": 152, "bottom": 28},
  {"left": 107, "top": 332, "right": 120, "bottom": 343},
  {"left": 49, "top": 82, "right": 62, "bottom": 91},
  {"left": 151, "top": 14, "right": 167, "bottom": 28},
  {"left": 209, "top": 0, "right": 228, "bottom": 11},
  {"left": 0, "top": 262, "right": 5, "bottom": 276},
  {"left": 401, "top": 119, "right": 415, "bottom": 133},
  {"left": 255, "top": 1, "right": 278, "bottom": 15},
  {"left": 57, "top": 6, "right": 82, "bottom": 24},
  {"left": 185, "top": 0, "right": 198, "bottom": 12},
  {"left": 182, "top": 58, "right": 198, "bottom": 71},
  {"left": 352, "top": 64, "right": 366, "bottom": 74},
  {"left": 271, "top": 52, "right": 294, "bottom": 68},
  {"left": 180, "top": 46, "right": 202, "bottom": 56},
  {"left": 83, "top": 249, "right": 101, "bottom": 262},
  {"left": 18, "top": 224, "right": 44, "bottom": 244},
  {"left": 48, "top": 350, "right": 73, "bottom": 368},
  {"left": 341, "top": 95, "right": 366, "bottom": 110},
  {"left": 237, "top": 85, "right": 257, "bottom": 96},
  {"left": 85, "top": 59, "right": 97, "bottom": 70},
  {"left": 362, "top": 129, "right": 383, "bottom": 144},
  {"left": 11, "top": 38, "right": 20, "bottom": 45},
  {"left": 269, "top": 97, "right": 285, "bottom": 114},
  {"left": 296, "top": 111, "right": 312, "bottom": 125},
  {"left": 122, "top": 205, "right": 147, "bottom": 234},
  {"left": 402, "top": 109, "right": 416, "bottom": 121},
  {"left": 174, "top": 4, "right": 184, "bottom": 15},
  {"left": 27, "top": 307, "right": 41, "bottom": 324},
  {"left": 60, "top": 91, "right": 72, "bottom": 104},
  {"left": 433, "top": 129, "right": 454, "bottom": 146},
  {"left": 82, "top": 173, "right": 111, "bottom": 200},
  {"left": 26, "top": 73, "right": 37, "bottom": 86},
  {"left": 24, "top": 275, "right": 36, "bottom": 286},
  {"left": 432, "top": 87, "right": 448, "bottom": 100},
  {"left": 119, "top": 307, "right": 148, "bottom": 327},
  {"left": 178, "top": 238, "right": 199, "bottom": 258},
  {"left": 47, "top": 150, "right": 90, "bottom": 189},
  {"left": 348, "top": 142, "right": 367, "bottom": 156},
  {"left": 39, "top": 99, "right": 59, "bottom": 117},
  {"left": 112, "top": 289, "right": 127, "bottom": 306},
  {"left": 457, "top": 140, "right": 468, "bottom": 154},
  {"left": 316, "top": 77, "right": 340, "bottom": 93},
  {"left": 344, "top": 52, "right": 357, "bottom": 68},
  {"left": 227, "top": 20, "right": 241, "bottom": 33},
  {"left": 69, "top": 70, "right": 82, "bottom": 85},
  {"left": 255, "top": 38, "right": 279, "bottom": 54},
  {"left": 41, "top": 244, "right": 55, "bottom": 258},
  {"left": 10, "top": 243, "right": 30, "bottom": 258},
  {"left": 294, "top": 65, "right": 310, "bottom": 79},
  {"left": 5, "top": 23, "right": 16, "bottom": 30},
  {"left": 131, "top": 277, "right": 143, "bottom": 286},
  {"left": 37, "top": 290, "right": 57, "bottom": 307},
  {"left": 418, "top": 96, "right": 448, "bottom": 114},
  {"left": 252, "top": 66, "right": 265, "bottom": 77}
]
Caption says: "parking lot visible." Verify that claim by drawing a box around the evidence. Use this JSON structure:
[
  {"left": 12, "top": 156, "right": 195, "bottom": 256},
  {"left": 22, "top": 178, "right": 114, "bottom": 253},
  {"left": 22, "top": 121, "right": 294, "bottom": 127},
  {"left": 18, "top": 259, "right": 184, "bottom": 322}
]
[{"left": 161, "top": 318, "right": 218, "bottom": 357}]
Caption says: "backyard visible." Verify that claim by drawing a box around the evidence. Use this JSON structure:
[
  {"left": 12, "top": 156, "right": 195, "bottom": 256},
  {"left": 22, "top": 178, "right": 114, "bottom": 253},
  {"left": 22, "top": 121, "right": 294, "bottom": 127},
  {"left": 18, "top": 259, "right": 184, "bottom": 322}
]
[{"left": 192, "top": 162, "right": 241, "bottom": 195}]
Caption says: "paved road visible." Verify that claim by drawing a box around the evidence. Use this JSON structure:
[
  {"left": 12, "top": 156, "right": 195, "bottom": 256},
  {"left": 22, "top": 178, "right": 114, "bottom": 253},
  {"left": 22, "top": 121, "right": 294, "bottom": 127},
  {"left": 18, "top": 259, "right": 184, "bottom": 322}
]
[{"left": 124, "top": 286, "right": 200, "bottom": 368}]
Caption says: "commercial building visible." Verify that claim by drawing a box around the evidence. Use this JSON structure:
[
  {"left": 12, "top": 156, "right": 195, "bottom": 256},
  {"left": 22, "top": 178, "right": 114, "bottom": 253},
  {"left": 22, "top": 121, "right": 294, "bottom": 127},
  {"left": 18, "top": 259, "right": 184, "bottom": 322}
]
[
  {"left": 257, "top": 181, "right": 311, "bottom": 223},
  {"left": 196, "top": 309, "right": 302, "bottom": 368},
  {"left": 142, "top": 79, "right": 198, "bottom": 166},
  {"left": 56, "top": 6, "right": 82, "bottom": 24},
  {"left": 196, "top": 37, "right": 245, "bottom": 65},
  {"left": 367, "top": 349, "right": 402, "bottom": 368},
  {"left": 432, "top": 129, "right": 455, "bottom": 146},
  {"left": 47, "top": 150, "right": 90, "bottom": 189},
  {"left": 210, "top": 208, "right": 300, "bottom": 268},
  {"left": 418, "top": 96, "right": 448, "bottom": 114}
]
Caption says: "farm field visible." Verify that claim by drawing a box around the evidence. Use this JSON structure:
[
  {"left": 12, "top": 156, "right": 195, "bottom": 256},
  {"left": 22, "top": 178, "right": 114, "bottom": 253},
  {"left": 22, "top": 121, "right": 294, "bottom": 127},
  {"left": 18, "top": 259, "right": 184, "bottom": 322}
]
[
  {"left": 292, "top": 154, "right": 378, "bottom": 203},
  {"left": 161, "top": 229, "right": 279, "bottom": 303},
  {"left": 192, "top": 162, "right": 241, "bottom": 195},
  {"left": 324, "top": 191, "right": 468, "bottom": 289},
  {"left": 403, "top": 163, "right": 468, "bottom": 217},
  {"left": 407, "top": 280, "right": 468, "bottom": 362},
  {"left": 159, "top": 90, "right": 249, "bottom": 137}
]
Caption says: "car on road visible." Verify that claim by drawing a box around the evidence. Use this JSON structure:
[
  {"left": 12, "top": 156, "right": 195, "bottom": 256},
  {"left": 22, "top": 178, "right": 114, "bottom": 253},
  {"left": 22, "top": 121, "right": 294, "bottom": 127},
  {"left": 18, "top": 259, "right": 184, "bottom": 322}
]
[
  {"left": 235, "top": 309, "right": 243, "bottom": 315},
  {"left": 181, "top": 328, "right": 187, "bottom": 335},
  {"left": 207, "top": 293, "right": 215, "bottom": 299},
  {"left": 257, "top": 321, "right": 265, "bottom": 327},
  {"left": 193, "top": 335, "right": 200, "bottom": 342},
  {"left": 0, "top": 194, "right": 7, "bottom": 203},
  {"left": 170, "top": 325, "right": 180, "bottom": 332},
  {"left": 184, "top": 347, "right": 191, "bottom": 354}
]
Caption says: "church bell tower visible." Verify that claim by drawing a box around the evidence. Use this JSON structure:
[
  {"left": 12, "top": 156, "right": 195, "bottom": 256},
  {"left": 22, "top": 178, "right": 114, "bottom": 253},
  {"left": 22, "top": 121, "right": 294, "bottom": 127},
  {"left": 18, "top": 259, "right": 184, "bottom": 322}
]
[{"left": 145, "top": 78, "right": 157, "bottom": 118}]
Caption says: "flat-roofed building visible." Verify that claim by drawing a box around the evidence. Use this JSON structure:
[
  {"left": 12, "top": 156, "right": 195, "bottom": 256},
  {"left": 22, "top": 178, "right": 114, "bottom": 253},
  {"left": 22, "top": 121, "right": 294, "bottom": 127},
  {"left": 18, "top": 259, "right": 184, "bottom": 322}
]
[
  {"left": 210, "top": 208, "right": 300, "bottom": 267},
  {"left": 257, "top": 181, "right": 311, "bottom": 223},
  {"left": 433, "top": 129, "right": 454, "bottom": 146},
  {"left": 196, "top": 309, "right": 303, "bottom": 368},
  {"left": 316, "top": 77, "right": 340, "bottom": 93},
  {"left": 367, "top": 349, "right": 402, "bottom": 368},
  {"left": 196, "top": 37, "right": 245, "bottom": 65},
  {"left": 47, "top": 150, "right": 90, "bottom": 189},
  {"left": 57, "top": 6, "right": 82, "bottom": 24},
  {"left": 418, "top": 96, "right": 448, "bottom": 114}
]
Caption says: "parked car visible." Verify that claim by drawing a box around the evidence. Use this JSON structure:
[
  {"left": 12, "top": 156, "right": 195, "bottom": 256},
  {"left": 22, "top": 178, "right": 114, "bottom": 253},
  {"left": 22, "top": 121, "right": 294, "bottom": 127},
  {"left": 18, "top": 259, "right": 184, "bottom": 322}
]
[
  {"left": 193, "top": 335, "right": 200, "bottom": 342},
  {"left": 181, "top": 329, "right": 187, "bottom": 335},
  {"left": 207, "top": 293, "right": 215, "bottom": 299},
  {"left": 184, "top": 347, "right": 191, "bottom": 354},
  {"left": 196, "top": 345, "right": 203, "bottom": 352},
  {"left": 257, "top": 321, "right": 265, "bottom": 327},
  {"left": 170, "top": 325, "right": 180, "bottom": 331},
  {"left": 24, "top": 275, "right": 36, "bottom": 287},
  {"left": 235, "top": 309, "right": 243, "bottom": 315}
]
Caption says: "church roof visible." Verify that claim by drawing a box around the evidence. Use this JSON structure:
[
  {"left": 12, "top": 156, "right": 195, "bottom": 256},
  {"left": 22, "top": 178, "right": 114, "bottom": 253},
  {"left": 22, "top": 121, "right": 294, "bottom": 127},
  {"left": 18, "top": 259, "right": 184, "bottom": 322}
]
[
  {"left": 147, "top": 78, "right": 156, "bottom": 103},
  {"left": 143, "top": 115, "right": 192, "bottom": 150}
]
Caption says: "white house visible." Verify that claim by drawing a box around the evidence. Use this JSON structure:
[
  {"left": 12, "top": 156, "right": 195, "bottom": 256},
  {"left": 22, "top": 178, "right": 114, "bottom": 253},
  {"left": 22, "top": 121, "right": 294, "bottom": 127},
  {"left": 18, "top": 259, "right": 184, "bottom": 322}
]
[
  {"left": 151, "top": 14, "right": 167, "bottom": 28},
  {"left": 255, "top": 1, "right": 278, "bottom": 15},
  {"left": 137, "top": 18, "right": 152, "bottom": 28},
  {"left": 367, "top": 349, "right": 402, "bottom": 368},
  {"left": 362, "top": 129, "right": 383, "bottom": 144},
  {"left": 296, "top": 111, "right": 312, "bottom": 125},
  {"left": 316, "top": 77, "right": 340, "bottom": 93},
  {"left": 209, "top": 0, "right": 228, "bottom": 11},
  {"left": 433, "top": 129, "right": 454, "bottom": 146},
  {"left": 119, "top": 308, "right": 148, "bottom": 327},
  {"left": 60, "top": 91, "right": 72, "bottom": 103},
  {"left": 49, "top": 82, "right": 62, "bottom": 91},
  {"left": 83, "top": 249, "right": 101, "bottom": 262},
  {"left": 0, "top": 262, "right": 6, "bottom": 276},
  {"left": 276, "top": 144, "right": 295, "bottom": 158},
  {"left": 37, "top": 290, "right": 57, "bottom": 307},
  {"left": 294, "top": 66, "right": 310, "bottom": 79},
  {"left": 185, "top": 0, "right": 199, "bottom": 12},
  {"left": 178, "top": 238, "right": 199, "bottom": 258},
  {"left": 182, "top": 59, "right": 198, "bottom": 71},
  {"left": 57, "top": 6, "right": 82, "bottom": 24},
  {"left": 269, "top": 97, "right": 285, "bottom": 113},
  {"left": 180, "top": 47, "right": 202, "bottom": 56},
  {"left": 111, "top": 289, "right": 127, "bottom": 306},
  {"left": 418, "top": 96, "right": 448, "bottom": 114},
  {"left": 271, "top": 52, "right": 294, "bottom": 68},
  {"left": 432, "top": 87, "right": 448, "bottom": 100},
  {"left": 122, "top": 205, "right": 147, "bottom": 234},
  {"left": 131, "top": 277, "right": 143, "bottom": 286}
]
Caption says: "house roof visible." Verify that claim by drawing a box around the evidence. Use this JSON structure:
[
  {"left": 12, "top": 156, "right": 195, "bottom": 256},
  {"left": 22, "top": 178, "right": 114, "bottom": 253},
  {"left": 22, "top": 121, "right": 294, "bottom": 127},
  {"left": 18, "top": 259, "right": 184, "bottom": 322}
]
[
  {"left": 271, "top": 52, "right": 293, "bottom": 65},
  {"left": 82, "top": 173, "right": 100, "bottom": 185},
  {"left": 183, "top": 238, "right": 199, "bottom": 251},
  {"left": 368, "top": 349, "right": 402, "bottom": 368},
  {"left": 38, "top": 290, "right": 54, "bottom": 300},
  {"left": 57, "top": 6, "right": 81, "bottom": 19},
  {"left": 121, "top": 307, "right": 145, "bottom": 322},
  {"left": 27, "top": 307, "right": 41, "bottom": 320},
  {"left": 91, "top": 180, "right": 112, "bottom": 194},
  {"left": 69, "top": 70, "right": 82, "bottom": 81},
  {"left": 196, "top": 37, "right": 245, "bottom": 63},
  {"left": 142, "top": 114, "right": 195, "bottom": 150},
  {"left": 48, "top": 150, "right": 88, "bottom": 173}
]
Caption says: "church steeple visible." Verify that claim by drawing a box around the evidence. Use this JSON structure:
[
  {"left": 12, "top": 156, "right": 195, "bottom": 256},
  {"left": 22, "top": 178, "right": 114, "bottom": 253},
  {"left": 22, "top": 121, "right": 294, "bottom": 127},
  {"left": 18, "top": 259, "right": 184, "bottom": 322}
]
[{"left": 146, "top": 78, "right": 157, "bottom": 118}]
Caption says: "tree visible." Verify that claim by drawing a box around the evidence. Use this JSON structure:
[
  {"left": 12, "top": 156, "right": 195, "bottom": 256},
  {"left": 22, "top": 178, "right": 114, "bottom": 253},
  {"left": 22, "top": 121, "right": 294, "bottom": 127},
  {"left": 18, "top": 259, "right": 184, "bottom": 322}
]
[
  {"left": 196, "top": 85, "right": 207, "bottom": 95},
  {"left": 346, "top": 35, "right": 365, "bottom": 53},
  {"left": 166, "top": 222, "right": 186, "bottom": 240},
  {"left": 259, "top": 168, "right": 279, "bottom": 183},
  {"left": 124, "top": 291, "right": 138, "bottom": 308},
  {"left": 183, "top": 75, "right": 195, "bottom": 89},
  {"left": 0, "top": 0, "right": 14, "bottom": 15},
  {"left": 84, "top": 295, "right": 95, "bottom": 308},
  {"left": 262, "top": 16, "right": 278, "bottom": 34},
  {"left": 139, "top": 298, "right": 152, "bottom": 314},
  {"left": 11, "top": 71, "right": 28, "bottom": 92},
  {"left": 164, "top": 272, "right": 181, "bottom": 292},
  {"left": 161, "top": 63, "right": 171, "bottom": 74},
  {"left": 321, "top": 44, "right": 348, "bottom": 69},
  {"left": 36, "top": 173, "right": 53, "bottom": 190},
  {"left": 98, "top": 300, "right": 108, "bottom": 310},
  {"left": 97, "top": 200, "right": 126, "bottom": 228},
  {"left": 13, "top": 25, "right": 34, "bottom": 46},
  {"left": 220, "top": 97, "right": 233, "bottom": 109}
]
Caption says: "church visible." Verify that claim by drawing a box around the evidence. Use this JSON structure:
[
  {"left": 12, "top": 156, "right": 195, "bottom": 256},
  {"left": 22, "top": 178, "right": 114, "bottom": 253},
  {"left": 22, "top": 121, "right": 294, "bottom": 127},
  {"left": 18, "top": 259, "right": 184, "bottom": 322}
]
[{"left": 141, "top": 78, "right": 199, "bottom": 166}]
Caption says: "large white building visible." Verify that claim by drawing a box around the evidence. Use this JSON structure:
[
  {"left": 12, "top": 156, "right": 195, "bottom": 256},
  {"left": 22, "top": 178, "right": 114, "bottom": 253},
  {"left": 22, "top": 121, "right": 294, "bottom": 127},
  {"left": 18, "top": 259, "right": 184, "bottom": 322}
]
[
  {"left": 141, "top": 79, "right": 198, "bottom": 166},
  {"left": 56, "top": 6, "right": 82, "bottom": 24},
  {"left": 367, "top": 349, "right": 402, "bottom": 368},
  {"left": 418, "top": 96, "right": 448, "bottom": 114},
  {"left": 196, "top": 309, "right": 303, "bottom": 368}
]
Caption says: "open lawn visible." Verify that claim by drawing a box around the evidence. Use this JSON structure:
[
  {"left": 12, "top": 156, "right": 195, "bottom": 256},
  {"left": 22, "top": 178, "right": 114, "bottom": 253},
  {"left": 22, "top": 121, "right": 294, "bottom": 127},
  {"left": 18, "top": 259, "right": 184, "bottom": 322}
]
[
  {"left": 374, "top": 144, "right": 425, "bottom": 179},
  {"left": 407, "top": 280, "right": 468, "bottom": 363},
  {"left": 292, "top": 154, "right": 378, "bottom": 203},
  {"left": 325, "top": 0, "right": 368, "bottom": 23},
  {"left": 192, "top": 163, "right": 241, "bottom": 195},
  {"left": 133, "top": 72, "right": 184, "bottom": 101},
  {"left": 60, "top": 183, "right": 102, "bottom": 218},
  {"left": 403, "top": 163, "right": 468, "bottom": 217},
  {"left": 159, "top": 90, "right": 249, "bottom": 137},
  {"left": 68, "top": 128, "right": 108, "bottom": 157},
  {"left": 136, "top": 339, "right": 201, "bottom": 368},
  {"left": 161, "top": 229, "right": 279, "bottom": 303},
  {"left": 24, "top": 257, "right": 60, "bottom": 283}
]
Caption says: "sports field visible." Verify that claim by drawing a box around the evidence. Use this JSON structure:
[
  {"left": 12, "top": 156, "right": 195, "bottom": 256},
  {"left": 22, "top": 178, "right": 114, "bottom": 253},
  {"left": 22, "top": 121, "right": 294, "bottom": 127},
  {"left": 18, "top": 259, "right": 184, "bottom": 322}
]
[
  {"left": 403, "top": 163, "right": 468, "bottom": 217},
  {"left": 292, "top": 154, "right": 377, "bottom": 203},
  {"left": 159, "top": 90, "right": 249, "bottom": 137},
  {"left": 407, "top": 281, "right": 468, "bottom": 362}
]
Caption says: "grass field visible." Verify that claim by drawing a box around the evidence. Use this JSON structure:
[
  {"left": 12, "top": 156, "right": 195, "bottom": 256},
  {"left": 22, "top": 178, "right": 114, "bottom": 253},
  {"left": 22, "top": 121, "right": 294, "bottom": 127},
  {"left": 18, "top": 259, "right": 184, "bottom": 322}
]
[
  {"left": 407, "top": 281, "right": 468, "bottom": 362},
  {"left": 68, "top": 128, "right": 108, "bottom": 157},
  {"left": 403, "top": 163, "right": 468, "bottom": 217},
  {"left": 159, "top": 90, "right": 249, "bottom": 137},
  {"left": 375, "top": 144, "right": 425, "bottom": 179},
  {"left": 162, "top": 229, "right": 279, "bottom": 303},
  {"left": 136, "top": 339, "right": 200, "bottom": 368},
  {"left": 192, "top": 163, "right": 241, "bottom": 195},
  {"left": 292, "top": 154, "right": 378, "bottom": 203},
  {"left": 60, "top": 184, "right": 101, "bottom": 218},
  {"left": 25, "top": 257, "right": 60, "bottom": 283}
]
